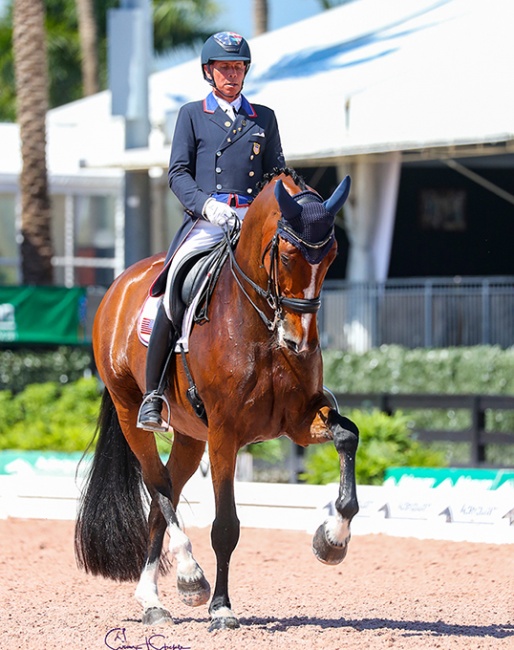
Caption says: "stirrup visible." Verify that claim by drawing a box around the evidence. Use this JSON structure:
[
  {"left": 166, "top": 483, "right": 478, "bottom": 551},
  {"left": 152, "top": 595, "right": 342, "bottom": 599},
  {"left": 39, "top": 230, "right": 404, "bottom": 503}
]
[{"left": 137, "top": 391, "right": 171, "bottom": 432}]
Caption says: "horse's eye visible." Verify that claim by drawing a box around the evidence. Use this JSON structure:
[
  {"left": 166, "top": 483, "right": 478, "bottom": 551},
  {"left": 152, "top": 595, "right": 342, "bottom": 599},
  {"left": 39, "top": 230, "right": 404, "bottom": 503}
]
[{"left": 280, "top": 253, "right": 290, "bottom": 266}]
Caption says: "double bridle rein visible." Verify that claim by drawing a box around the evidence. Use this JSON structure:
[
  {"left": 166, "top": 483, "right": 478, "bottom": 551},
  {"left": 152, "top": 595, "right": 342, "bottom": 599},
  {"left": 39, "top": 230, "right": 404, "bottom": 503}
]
[{"left": 225, "top": 217, "right": 332, "bottom": 332}]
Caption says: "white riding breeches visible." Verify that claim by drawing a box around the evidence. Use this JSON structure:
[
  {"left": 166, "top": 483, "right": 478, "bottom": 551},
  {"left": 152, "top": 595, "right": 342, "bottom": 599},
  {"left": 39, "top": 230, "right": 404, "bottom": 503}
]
[{"left": 163, "top": 206, "right": 248, "bottom": 321}]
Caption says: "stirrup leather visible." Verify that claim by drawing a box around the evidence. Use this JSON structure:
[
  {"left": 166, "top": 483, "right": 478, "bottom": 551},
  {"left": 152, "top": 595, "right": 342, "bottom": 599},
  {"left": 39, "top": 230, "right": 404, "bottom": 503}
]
[{"left": 137, "top": 391, "right": 171, "bottom": 432}]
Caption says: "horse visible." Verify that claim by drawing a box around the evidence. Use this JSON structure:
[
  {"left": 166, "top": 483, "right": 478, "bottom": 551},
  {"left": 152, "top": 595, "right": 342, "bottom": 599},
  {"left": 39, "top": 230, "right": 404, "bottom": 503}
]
[{"left": 75, "top": 168, "right": 360, "bottom": 631}]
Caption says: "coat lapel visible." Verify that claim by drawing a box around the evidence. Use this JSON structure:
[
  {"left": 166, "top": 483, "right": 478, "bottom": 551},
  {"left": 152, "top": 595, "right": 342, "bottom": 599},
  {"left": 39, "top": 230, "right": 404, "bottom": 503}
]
[{"left": 204, "top": 92, "right": 260, "bottom": 150}]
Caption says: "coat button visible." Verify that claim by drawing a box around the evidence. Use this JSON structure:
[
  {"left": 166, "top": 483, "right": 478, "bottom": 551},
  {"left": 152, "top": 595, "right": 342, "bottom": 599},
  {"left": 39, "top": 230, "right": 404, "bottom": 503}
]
[
  {"left": 248, "top": 171, "right": 255, "bottom": 177},
  {"left": 216, "top": 151, "right": 222, "bottom": 157},
  {"left": 216, "top": 184, "right": 222, "bottom": 190},
  {"left": 216, "top": 167, "right": 222, "bottom": 173},
  {"left": 247, "top": 188, "right": 253, "bottom": 194}
]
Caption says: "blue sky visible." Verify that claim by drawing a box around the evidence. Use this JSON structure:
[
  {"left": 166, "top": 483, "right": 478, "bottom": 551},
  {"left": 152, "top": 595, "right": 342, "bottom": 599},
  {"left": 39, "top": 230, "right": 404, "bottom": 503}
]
[
  {"left": 0, "top": 0, "right": 324, "bottom": 35},
  {"left": 215, "top": 0, "right": 324, "bottom": 37},
  {"left": 0, "top": 0, "right": 325, "bottom": 29}
]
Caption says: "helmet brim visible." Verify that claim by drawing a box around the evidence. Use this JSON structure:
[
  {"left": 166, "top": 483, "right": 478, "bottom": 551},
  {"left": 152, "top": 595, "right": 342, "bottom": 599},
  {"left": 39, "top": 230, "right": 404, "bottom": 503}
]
[{"left": 206, "top": 55, "right": 251, "bottom": 62}]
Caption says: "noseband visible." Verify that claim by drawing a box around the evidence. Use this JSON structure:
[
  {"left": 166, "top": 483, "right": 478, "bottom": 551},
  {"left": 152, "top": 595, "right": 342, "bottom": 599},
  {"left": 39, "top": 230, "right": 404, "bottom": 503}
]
[{"left": 226, "top": 219, "right": 331, "bottom": 332}]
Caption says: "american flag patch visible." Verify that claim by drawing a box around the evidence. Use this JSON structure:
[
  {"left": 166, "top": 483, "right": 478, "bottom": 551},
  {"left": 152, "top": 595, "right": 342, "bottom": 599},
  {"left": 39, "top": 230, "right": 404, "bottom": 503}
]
[
  {"left": 137, "top": 295, "right": 160, "bottom": 347},
  {"left": 140, "top": 317, "right": 154, "bottom": 336},
  {"left": 214, "top": 32, "right": 243, "bottom": 50}
]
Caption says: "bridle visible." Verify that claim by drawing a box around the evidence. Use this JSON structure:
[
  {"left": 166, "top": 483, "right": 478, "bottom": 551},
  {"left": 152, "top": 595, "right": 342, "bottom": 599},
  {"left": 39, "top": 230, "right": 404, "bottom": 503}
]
[{"left": 224, "top": 216, "right": 333, "bottom": 332}]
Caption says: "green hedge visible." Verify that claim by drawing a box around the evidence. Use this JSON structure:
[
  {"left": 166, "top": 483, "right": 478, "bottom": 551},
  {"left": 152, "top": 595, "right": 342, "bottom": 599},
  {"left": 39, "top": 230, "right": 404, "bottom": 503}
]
[
  {"left": 0, "top": 377, "right": 101, "bottom": 451},
  {"left": 1, "top": 345, "right": 513, "bottom": 472},
  {"left": 322, "top": 345, "right": 514, "bottom": 395},
  {"left": 323, "top": 345, "right": 514, "bottom": 466},
  {"left": 0, "top": 346, "right": 93, "bottom": 393}
]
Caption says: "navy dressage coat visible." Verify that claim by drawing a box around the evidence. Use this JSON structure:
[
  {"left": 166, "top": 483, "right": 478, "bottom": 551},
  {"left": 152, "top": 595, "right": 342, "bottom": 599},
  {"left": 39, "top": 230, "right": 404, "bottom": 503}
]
[{"left": 151, "top": 92, "right": 285, "bottom": 296}]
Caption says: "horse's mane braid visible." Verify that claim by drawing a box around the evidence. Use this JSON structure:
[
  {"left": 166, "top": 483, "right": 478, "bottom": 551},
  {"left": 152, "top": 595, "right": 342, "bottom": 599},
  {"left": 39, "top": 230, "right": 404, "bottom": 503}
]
[{"left": 256, "top": 167, "right": 307, "bottom": 194}]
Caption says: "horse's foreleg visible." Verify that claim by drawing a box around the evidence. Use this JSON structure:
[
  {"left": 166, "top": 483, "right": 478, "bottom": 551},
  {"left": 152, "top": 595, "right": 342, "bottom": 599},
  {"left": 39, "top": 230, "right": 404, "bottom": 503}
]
[
  {"left": 208, "top": 442, "right": 241, "bottom": 631},
  {"left": 312, "top": 409, "right": 359, "bottom": 565}
]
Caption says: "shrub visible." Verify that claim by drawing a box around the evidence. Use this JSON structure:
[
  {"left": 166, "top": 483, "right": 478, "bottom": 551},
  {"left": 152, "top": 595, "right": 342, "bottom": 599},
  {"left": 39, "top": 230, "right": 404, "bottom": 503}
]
[
  {"left": 322, "top": 345, "right": 514, "bottom": 395},
  {"left": 0, "top": 346, "right": 93, "bottom": 393},
  {"left": 0, "top": 377, "right": 101, "bottom": 451},
  {"left": 301, "top": 409, "right": 446, "bottom": 485}
]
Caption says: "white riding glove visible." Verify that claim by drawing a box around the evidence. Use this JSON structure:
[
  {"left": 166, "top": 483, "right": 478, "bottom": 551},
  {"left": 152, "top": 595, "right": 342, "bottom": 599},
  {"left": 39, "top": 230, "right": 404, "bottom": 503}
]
[{"left": 202, "top": 198, "right": 238, "bottom": 229}]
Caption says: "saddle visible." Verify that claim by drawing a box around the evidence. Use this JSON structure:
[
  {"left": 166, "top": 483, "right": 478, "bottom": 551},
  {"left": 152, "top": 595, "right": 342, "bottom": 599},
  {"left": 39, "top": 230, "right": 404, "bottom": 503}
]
[
  {"left": 168, "top": 244, "right": 227, "bottom": 334},
  {"left": 137, "top": 230, "right": 239, "bottom": 424},
  {"left": 138, "top": 234, "right": 236, "bottom": 349}
]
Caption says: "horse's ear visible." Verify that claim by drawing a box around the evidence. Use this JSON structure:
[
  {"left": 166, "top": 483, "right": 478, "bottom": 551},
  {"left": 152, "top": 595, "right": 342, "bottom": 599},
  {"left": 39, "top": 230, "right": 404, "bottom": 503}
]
[
  {"left": 274, "top": 180, "right": 302, "bottom": 221},
  {"left": 323, "top": 175, "right": 351, "bottom": 216}
]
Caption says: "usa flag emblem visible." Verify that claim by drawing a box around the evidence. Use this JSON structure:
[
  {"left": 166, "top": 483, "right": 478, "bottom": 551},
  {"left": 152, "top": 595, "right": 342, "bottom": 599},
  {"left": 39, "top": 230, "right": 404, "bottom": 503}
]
[
  {"left": 140, "top": 317, "right": 154, "bottom": 336},
  {"left": 214, "top": 32, "right": 243, "bottom": 51}
]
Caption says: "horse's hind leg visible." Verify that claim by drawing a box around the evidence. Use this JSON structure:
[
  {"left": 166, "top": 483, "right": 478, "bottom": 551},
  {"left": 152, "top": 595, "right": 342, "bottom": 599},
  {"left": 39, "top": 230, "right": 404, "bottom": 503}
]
[
  {"left": 165, "top": 432, "right": 211, "bottom": 608},
  {"left": 312, "top": 409, "right": 360, "bottom": 565},
  {"left": 135, "top": 497, "right": 174, "bottom": 625},
  {"left": 114, "top": 402, "right": 209, "bottom": 623}
]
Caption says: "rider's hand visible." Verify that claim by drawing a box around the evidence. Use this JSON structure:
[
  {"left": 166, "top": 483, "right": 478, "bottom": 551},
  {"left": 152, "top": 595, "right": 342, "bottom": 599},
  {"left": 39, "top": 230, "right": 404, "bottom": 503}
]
[{"left": 202, "top": 198, "right": 238, "bottom": 228}]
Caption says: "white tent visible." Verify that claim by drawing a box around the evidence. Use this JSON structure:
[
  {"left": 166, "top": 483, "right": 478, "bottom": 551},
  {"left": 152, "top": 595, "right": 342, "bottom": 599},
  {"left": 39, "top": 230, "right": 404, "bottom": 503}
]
[
  {"left": 73, "top": 0, "right": 514, "bottom": 170},
  {"left": 72, "top": 0, "right": 514, "bottom": 288},
  {"left": 2, "top": 0, "right": 513, "bottom": 288}
]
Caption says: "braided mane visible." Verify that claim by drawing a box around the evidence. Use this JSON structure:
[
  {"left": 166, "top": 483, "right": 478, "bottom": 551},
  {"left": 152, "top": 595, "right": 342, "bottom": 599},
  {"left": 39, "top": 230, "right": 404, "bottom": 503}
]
[{"left": 256, "top": 167, "right": 307, "bottom": 195}]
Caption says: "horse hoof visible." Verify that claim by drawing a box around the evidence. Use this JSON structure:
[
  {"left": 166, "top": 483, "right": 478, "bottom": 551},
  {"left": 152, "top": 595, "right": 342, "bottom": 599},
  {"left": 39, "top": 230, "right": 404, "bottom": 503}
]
[
  {"left": 177, "top": 575, "right": 211, "bottom": 607},
  {"left": 208, "top": 615, "right": 240, "bottom": 632},
  {"left": 312, "top": 522, "right": 349, "bottom": 565},
  {"left": 142, "top": 607, "right": 174, "bottom": 626}
]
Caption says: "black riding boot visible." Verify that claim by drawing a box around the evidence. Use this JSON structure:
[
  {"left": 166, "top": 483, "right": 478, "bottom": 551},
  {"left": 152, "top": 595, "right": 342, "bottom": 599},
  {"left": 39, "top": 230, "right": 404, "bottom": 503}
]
[{"left": 137, "top": 304, "right": 175, "bottom": 432}]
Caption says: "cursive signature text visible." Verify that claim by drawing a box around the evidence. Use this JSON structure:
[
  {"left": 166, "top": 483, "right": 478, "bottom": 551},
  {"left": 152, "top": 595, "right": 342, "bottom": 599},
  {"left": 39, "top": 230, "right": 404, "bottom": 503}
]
[{"left": 104, "top": 627, "right": 191, "bottom": 650}]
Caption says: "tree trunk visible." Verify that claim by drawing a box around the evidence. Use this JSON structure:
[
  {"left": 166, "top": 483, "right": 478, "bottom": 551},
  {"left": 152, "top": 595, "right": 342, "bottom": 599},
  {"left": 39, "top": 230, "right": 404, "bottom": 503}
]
[
  {"left": 12, "top": 0, "right": 54, "bottom": 285},
  {"left": 76, "top": 0, "right": 99, "bottom": 96},
  {"left": 253, "top": 0, "right": 269, "bottom": 36}
]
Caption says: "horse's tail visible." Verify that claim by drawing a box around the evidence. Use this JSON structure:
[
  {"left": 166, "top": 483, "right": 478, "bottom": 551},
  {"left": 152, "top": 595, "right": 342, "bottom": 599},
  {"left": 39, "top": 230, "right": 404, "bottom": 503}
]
[{"left": 74, "top": 388, "right": 148, "bottom": 581}]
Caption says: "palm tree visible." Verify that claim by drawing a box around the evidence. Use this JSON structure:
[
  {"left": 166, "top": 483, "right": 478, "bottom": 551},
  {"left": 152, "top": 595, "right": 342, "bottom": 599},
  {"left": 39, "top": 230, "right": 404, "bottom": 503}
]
[
  {"left": 75, "top": 0, "right": 98, "bottom": 96},
  {"left": 253, "top": 0, "right": 268, "bottom": 36},
  {"left": 317, "top": 0, "right": 353, "bottom": 7},
  {"left": 1, "top": 0, "right": 220, "bottom": 121},
  {"left": 12, "top": 0, "right": 53, "bottom": 284}
]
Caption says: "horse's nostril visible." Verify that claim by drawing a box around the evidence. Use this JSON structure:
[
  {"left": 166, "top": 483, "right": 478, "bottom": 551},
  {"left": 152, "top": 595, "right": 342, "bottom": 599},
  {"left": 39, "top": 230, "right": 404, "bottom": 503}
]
[{"left": 284, "top": 338, "right": 300, "bottom": 354}]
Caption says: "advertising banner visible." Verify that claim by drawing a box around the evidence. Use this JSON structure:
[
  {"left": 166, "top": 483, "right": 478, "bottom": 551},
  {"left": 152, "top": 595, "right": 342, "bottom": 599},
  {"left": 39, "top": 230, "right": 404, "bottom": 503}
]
[{"left": 0, "top": 287, "right": 87, "bottom": 344}]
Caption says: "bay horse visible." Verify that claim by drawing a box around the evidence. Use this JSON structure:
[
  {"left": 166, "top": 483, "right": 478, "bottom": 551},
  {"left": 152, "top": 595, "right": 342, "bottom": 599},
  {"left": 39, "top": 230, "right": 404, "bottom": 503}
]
[{"left": 75, "top": 168, "right": 359, "bottom": 631}]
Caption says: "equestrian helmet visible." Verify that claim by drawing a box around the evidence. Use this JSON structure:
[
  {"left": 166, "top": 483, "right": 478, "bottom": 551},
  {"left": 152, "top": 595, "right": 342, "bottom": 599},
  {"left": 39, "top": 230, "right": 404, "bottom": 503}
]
[{"left": 201, "top": 32, "right": 251, "bottom": 83}]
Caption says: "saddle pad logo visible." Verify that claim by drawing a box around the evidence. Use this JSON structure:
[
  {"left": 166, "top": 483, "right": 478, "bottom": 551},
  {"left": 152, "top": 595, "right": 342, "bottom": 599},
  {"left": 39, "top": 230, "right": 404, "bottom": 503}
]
[{"left": 137, "top": 295, "right": 160, "bottom": 347}]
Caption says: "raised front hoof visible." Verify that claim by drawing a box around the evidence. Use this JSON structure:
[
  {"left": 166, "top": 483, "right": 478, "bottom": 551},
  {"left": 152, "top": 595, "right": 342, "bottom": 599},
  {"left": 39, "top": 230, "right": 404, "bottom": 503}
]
[
  {"left": 312, "top": 523, "right": 349, "bottom": 566},
  {"left": 177, "top": 574, "right": 211, "bottom": 607},
  {"left": 208, "top": 615, "right": 240, "bottom": 632},
  {"left": 142, "top": 607, "right": 174, "bottom": 626}
]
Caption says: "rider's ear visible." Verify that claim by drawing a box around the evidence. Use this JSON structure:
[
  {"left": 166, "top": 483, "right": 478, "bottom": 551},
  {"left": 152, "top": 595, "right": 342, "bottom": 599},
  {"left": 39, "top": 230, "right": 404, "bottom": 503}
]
[{"left": 203, "top": 64, "right": 213, "bottom": 80}]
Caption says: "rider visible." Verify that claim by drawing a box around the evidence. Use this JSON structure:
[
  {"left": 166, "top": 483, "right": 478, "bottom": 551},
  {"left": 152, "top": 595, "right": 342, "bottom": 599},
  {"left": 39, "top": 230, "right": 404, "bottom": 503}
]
[{"left": 137, "top": 31, "right": 285, "bottom": 431}]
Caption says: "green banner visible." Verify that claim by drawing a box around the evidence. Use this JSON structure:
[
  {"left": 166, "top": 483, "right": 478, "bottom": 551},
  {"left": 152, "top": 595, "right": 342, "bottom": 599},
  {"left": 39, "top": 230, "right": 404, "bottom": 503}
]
[{"left": 0, "top": 286, "right": 87, "bottom": 344}]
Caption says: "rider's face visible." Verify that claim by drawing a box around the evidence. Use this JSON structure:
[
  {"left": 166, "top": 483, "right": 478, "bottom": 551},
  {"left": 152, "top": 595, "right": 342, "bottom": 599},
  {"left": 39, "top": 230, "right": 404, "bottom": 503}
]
[{"left": 205, "top": 61, "right": 246, "bottom": 100}]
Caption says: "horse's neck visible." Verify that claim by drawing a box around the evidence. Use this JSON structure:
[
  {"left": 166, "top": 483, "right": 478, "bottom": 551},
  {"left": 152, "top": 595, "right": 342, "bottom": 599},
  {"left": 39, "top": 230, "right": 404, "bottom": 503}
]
[{"left": 236, "top": 189, "right": 277, "bottom": 276}]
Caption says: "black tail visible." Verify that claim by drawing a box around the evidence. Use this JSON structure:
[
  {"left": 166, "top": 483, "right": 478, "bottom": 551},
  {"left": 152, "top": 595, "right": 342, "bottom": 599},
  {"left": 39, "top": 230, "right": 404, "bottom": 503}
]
[{"left": 74, "top": 389, "right": 148, "bottom": 581}]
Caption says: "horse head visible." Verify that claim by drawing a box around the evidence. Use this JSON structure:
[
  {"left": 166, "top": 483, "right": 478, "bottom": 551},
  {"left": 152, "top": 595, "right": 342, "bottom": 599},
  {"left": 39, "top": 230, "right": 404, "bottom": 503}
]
[
  {"left": 234, "top": 170, "right": 350, "bottom": 354},
  {"left": 274, "top": 175, "right": 351, "bottom": 264}
]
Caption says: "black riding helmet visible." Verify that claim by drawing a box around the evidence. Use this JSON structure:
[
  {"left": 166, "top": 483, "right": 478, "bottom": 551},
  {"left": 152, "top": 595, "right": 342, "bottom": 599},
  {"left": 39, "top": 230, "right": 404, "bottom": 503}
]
[{"left": 201, "top": 32, "right": 251, "bottom": 87}]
